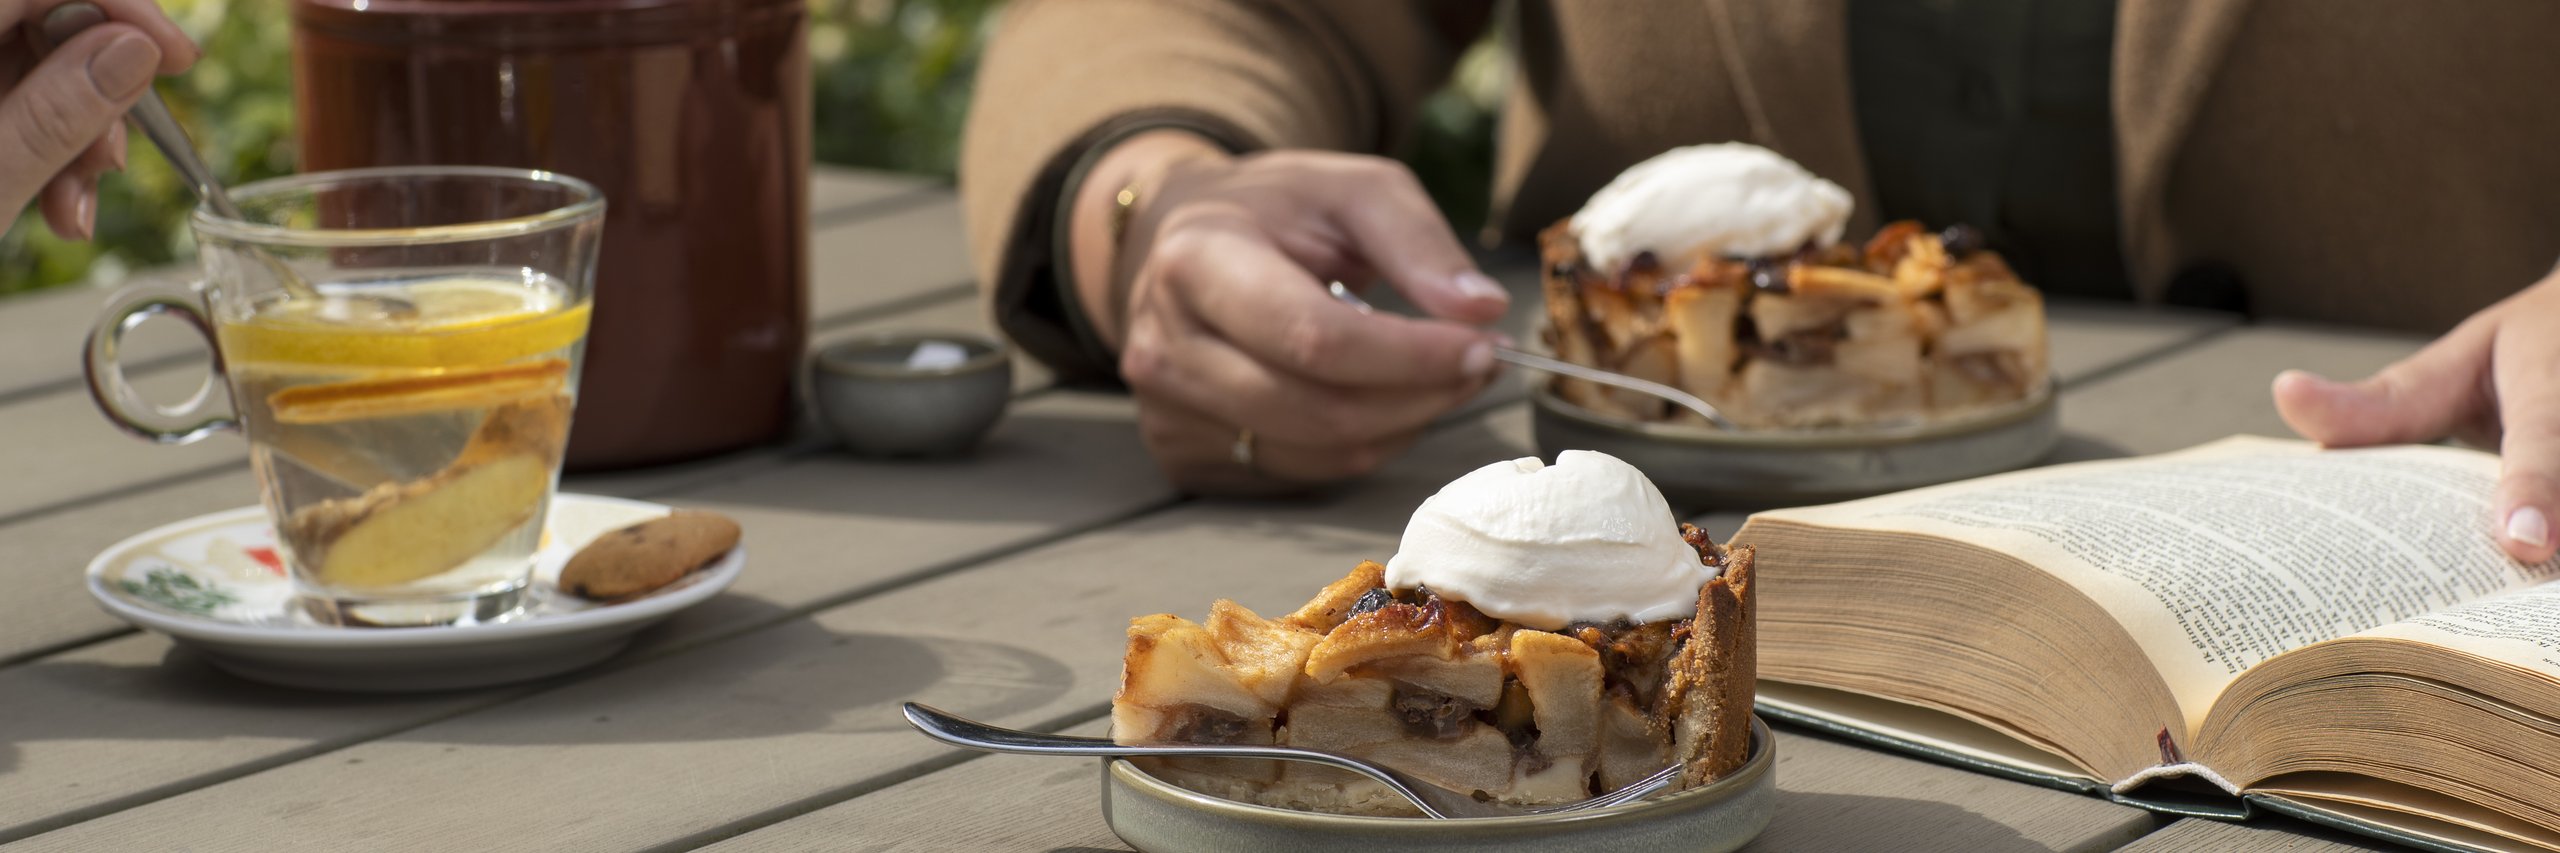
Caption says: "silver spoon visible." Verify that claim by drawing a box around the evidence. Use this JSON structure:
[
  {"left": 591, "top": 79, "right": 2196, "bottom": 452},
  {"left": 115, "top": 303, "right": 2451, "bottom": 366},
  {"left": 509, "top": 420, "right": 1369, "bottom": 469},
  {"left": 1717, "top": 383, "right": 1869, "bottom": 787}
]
[
  {"left": 1326, "top": 281, "right": 1735, "bottom": 429},
  {"left": 903, "top": 702, "right": 1681, "bottom": 820},
  {"left": 43, "top": 5, "right": 412, "bottom": 317}
]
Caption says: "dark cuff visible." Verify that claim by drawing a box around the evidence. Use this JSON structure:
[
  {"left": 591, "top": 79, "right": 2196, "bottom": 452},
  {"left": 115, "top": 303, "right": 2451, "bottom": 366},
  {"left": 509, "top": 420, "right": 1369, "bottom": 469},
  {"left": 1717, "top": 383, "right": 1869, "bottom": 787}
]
[{"left": 991, "top": 109, "right": 1254, "bottom": 388}]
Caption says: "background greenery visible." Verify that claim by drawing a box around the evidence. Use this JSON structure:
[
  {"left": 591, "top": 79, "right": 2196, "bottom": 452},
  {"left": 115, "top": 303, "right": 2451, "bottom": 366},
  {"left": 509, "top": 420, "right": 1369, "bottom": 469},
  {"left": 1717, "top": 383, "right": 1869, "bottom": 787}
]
[{"left": 0, "top": 0, "right": 1502, "bottom": 296}]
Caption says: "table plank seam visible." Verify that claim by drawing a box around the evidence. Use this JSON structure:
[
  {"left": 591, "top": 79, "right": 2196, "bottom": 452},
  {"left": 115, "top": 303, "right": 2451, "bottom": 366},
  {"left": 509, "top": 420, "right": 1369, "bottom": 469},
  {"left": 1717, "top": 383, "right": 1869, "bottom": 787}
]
[
  {"left": 0, "top": 683, "right": 553, "bottom": 844},
  {"left": 1, "top": 490, "right": 1176, "bottom": 841},
  {"left": 808, "top": 183, "right": 952, "bottom": 232},
  {"left": 643, "top": 700, "right": 1115, "bottom": 853},
  {"left": 810, "top": 282, "right": 977, "bottom": 336},
  {"left": 0, "top": 457, "right": 242, "bottom": 538},
  {"left": 2056, "top": 322, "right": 2242, "bottom": 394},
  {"left": 0, "top": 627, "right": 131, "bottom": 672}
]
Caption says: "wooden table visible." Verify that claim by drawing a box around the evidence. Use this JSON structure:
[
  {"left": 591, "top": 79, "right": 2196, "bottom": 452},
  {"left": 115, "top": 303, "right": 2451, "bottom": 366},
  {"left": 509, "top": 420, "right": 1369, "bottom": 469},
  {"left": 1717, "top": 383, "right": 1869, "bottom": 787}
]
[{"left": 0, "top": 168, "right": 2434, "bottom": 852}]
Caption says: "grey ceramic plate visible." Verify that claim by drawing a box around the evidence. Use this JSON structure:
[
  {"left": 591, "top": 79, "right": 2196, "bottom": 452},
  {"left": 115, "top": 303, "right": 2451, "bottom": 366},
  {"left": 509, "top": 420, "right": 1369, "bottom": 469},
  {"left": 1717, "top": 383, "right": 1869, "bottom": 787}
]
[
  {"left": 1532, "top": 381, "right": 2061, "bottom": 509},
  {"left": 1103, "top": 716, "right": 1774, "bottom": 853}
]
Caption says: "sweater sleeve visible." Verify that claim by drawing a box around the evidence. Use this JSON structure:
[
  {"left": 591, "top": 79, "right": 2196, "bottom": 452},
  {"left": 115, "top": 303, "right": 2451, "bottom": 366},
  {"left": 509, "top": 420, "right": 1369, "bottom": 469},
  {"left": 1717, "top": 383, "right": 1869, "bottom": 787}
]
[{"left": 956, "top": 0, "right": 1491, "bottom": 385}]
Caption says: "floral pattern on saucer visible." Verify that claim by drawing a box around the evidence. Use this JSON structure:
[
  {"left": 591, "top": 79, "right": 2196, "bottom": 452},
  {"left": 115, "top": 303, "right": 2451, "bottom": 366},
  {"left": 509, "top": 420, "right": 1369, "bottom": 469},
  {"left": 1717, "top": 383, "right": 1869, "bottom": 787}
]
[{"left": 99, "top": 516, "right": 300, "bottom": 625}]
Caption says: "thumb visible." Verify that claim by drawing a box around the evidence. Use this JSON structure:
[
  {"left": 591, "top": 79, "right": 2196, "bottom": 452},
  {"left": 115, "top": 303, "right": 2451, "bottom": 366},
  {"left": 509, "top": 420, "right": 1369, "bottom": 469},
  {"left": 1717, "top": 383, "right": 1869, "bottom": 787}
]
[
  {"left": 0, "top": 23, "right": 162, "bottom": 220},
  {"left": 2271, "top": 315, "right": 2495, "bottom": 448},
  {"left": 2490, "top": 286, "right": 2560, "bottom": 565}
]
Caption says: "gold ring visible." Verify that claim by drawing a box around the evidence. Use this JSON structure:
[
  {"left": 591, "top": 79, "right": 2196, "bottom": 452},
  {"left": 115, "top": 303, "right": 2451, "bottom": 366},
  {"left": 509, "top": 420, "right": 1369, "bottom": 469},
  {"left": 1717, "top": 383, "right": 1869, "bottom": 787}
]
[{"left": 1231, "top": 427, "right": 1256, "bottom": 468}]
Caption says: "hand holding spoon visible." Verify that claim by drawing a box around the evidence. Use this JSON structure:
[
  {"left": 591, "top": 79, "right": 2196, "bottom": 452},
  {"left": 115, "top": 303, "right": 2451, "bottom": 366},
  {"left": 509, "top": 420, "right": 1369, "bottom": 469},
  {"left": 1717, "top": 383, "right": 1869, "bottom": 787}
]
[{"left": 41, "top": 4, "right": 411, "bottom": 317}]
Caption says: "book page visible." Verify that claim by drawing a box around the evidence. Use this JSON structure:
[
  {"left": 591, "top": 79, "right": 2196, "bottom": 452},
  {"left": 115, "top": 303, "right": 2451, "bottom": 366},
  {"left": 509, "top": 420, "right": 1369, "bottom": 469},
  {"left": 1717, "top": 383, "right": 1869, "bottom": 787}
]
[
  {"left": 1754, "top": 436, "right": 2557, "bottom": 732},
  {"left": 2357, "top": 583, "right": 2560, "bottom": 679}
]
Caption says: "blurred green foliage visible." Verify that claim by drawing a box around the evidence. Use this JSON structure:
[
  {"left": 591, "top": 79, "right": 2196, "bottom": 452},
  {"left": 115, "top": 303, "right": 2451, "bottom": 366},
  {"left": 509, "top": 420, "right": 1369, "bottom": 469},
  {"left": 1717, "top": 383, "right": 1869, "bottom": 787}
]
[{"left": 2, "top": 0, "right": 1502, "bottom": 295}]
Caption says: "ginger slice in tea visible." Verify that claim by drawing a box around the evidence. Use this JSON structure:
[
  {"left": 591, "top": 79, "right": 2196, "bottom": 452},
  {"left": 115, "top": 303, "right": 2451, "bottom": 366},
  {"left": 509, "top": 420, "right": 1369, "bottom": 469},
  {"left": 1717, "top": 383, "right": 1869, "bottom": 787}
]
[
  {"left": 281, "top": 394, "right": 574, "bottom": 589},
  {"left": 284, "top": 452, "right": 552, "bottom": 589}
]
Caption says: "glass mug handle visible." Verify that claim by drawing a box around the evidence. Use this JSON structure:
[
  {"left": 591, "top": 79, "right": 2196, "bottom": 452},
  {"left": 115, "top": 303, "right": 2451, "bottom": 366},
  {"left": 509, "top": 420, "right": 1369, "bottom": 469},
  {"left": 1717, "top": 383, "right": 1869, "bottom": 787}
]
[{"left": 83, "top": 280, "right": 238, "bottom": 444}]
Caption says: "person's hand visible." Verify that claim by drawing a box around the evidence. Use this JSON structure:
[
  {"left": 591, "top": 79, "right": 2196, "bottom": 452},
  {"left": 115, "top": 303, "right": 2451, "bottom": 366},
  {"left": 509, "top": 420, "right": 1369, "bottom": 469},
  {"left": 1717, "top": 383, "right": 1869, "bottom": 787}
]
[
  {"left": 1074, "top": 139, "right": 1510, "bottom": 495},
  {"left": 2273, "top": 268, "right": 2560, "bottom": 565},
  {"left": 2, "top": 0, "right": 198, "bottom": 239}
]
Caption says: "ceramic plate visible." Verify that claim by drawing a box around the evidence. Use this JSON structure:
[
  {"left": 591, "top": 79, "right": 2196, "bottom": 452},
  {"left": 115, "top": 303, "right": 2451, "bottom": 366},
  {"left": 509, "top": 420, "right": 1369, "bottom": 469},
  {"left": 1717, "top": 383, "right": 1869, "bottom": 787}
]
[
  {"left": 84, "top": 493, "right": 743, "bottom": 692},
  {"left": 1532, "top": 380, "right": 2060, "bottom": 509},
  {"left": 1103, "top": 716, "right": 1775, "bottom": 853}
]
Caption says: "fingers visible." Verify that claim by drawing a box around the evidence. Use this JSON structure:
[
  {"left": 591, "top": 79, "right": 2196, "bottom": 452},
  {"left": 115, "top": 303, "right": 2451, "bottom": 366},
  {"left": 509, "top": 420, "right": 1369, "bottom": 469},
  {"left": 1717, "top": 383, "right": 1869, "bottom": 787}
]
[
  {"left": 2271, "top": 311, "right": 2497, "bottom": 448},
  {"left": 1154, "top": 218, "right": 1500, "bottom": 389},
  {"left": 13, "top": 0, "right": 199, "bottom": 72},
  {"left": 39, "top": 119, "right": 118, "bottom": 239},
  {"left": 1304, "top": 156, "right": 1509, "bottom": 325},
  {"left": 38, "top": 169, "right": 90, "bottom": 238},
  {"left": 1120, "top": 285, "right": 1488, "bottom": 449},
  {"left": 0, "top": 20, "right": 157, "bottom": 228},
  {"left": 2490, "top": 284, "right": 2560, "bottom": 564}
]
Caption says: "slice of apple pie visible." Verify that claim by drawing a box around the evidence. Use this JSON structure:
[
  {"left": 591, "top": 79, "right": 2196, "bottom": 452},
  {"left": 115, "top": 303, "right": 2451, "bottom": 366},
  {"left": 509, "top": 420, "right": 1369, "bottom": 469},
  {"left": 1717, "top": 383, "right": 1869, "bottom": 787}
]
[
  {"left": 1113, "top": 526, "right": 1754, "bottom": 815},
  {"left": 1540, "top": 144, "right": 2049, "bottom": 429}
]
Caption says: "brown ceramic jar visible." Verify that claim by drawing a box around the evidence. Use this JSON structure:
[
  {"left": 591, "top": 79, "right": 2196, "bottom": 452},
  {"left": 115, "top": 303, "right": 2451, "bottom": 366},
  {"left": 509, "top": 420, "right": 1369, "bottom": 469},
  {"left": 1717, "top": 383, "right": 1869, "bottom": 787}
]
[{"left": 292, "top": 0, "right": 811, "bottom": 470}]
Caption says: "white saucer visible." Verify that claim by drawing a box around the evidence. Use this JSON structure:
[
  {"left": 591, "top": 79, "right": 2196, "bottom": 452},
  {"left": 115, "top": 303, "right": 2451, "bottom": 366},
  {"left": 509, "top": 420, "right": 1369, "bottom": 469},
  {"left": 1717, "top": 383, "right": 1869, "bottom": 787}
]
[{"left": 84, "top": 493, "right": 745, "bottom": 692}]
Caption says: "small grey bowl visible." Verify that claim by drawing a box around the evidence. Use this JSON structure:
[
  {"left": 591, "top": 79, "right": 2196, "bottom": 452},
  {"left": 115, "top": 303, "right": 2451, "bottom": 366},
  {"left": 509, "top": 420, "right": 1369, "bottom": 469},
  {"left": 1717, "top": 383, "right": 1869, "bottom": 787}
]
[{"left": 810, "top": 331, "right": 1013, "bottom": 457}]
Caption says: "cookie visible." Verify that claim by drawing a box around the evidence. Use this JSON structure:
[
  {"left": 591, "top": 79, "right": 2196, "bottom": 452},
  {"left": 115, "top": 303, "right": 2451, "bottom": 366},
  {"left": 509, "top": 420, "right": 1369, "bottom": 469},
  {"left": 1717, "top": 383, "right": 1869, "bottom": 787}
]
[{"left": 560, "top": 510, "right": 742, "bottom": 600}]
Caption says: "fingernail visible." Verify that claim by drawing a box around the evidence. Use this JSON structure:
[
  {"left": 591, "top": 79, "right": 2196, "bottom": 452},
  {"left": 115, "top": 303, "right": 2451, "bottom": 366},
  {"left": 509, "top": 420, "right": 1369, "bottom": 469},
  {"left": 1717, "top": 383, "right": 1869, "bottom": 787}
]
[
  {"left": 1453, "top": 271, "right": 1506, "bottom": 302},
  {"left": 2508, "top": 507, "right": 2551, "bottom": 549},
  {"left": 75, "top": 190, "right": 96, "bottom": 240},
  {"left": 90, "top": 34, "right": 161, "bottom": 99},
  {"left": 1461, "top": 342, "right": 1495, "bottom": 378}
]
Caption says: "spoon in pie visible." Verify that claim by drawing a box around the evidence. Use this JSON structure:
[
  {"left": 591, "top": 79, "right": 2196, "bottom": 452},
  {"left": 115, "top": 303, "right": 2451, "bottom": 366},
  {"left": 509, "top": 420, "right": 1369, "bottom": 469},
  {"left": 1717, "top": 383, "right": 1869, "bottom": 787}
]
[
  {"left": 903, "top": 702, "right": 1683, "bottom": 820},
  {"left": 1325, "top": 282, "right": 1735, "bottom": 429}
]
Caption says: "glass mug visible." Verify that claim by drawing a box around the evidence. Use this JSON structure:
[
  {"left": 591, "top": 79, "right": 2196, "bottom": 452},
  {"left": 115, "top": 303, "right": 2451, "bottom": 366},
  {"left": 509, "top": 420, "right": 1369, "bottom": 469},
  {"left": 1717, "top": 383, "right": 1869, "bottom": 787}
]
[{"left": 85, "top": 166, "right": 606, "bottom": 627}]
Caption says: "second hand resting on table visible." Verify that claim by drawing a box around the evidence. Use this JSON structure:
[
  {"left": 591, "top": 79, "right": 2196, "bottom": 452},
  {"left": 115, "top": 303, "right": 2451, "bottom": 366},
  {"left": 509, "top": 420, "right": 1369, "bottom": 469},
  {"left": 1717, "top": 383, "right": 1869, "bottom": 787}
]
[{"left": 1068, "top": 130, "right": 2560, "bottom": 565}]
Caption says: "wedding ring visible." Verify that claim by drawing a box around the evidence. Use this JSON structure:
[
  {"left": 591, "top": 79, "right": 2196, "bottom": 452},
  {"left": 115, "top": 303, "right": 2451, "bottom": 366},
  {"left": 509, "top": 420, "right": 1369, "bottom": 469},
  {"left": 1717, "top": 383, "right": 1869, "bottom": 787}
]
[{"left": 1231, "top": 427, "right": 1256, "bottom": 469}]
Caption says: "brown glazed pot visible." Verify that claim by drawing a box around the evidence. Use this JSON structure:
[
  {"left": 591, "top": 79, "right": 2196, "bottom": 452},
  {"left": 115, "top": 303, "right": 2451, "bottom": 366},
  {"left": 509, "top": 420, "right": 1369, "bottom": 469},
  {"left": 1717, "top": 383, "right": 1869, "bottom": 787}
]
[{"left": 292, "top": 0, "right": 811, "bottom": 470}]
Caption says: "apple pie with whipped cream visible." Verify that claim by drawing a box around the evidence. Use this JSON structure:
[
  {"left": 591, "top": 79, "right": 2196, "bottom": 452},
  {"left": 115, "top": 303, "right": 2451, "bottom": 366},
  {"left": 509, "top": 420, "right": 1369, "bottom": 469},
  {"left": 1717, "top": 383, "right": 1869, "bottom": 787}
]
[
  {"left": 1112, "top": 451, "right": 1755, "bottom": 815},
  {"left": 1542, "top": 143, "right": 2049, "bottom": 429}
]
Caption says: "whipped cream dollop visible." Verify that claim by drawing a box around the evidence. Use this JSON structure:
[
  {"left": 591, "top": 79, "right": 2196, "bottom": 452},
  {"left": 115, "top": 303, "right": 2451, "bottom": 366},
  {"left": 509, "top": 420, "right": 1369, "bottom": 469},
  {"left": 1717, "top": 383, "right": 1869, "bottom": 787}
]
[
  {"left": 1383, "top": 451, "right": 1716, "bottom": 630},
  {"left": 1568, "top": 142, "right": 1854, "bottom": 272}
]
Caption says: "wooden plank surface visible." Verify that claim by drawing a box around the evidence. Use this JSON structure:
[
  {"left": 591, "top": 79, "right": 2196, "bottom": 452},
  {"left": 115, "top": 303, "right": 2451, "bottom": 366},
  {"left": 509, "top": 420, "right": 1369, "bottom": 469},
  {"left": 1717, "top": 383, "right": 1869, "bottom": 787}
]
[
  {"left": 699, "top": 721, "right": 2162, "bottom": 853},
  {"left": 0, "top": 181, "right": 1016, "bottom": 673},
  {"left": 2056, "top": 322, "right": 2426, "bottom": 459},
  {"left": 0, "top": 391, "right": 1166, "bottom": 844},
  {"left": 808, "top": 197, "right": 973, "bottom": 327},
  {"left": 0, "top": 387, "right": 1538, "bottom": 851},
  {"left": 0, "top": 167, "right": 928, "bottom": 403},
  {"left": 0, "top": 275, "right": 2237, "bottom": 850},
  {"left": 0, "top": 172, "right": 2454, "bottom": 853},
  {"left": 694, "top": 719, "right": 1130, "bottom": 852}
]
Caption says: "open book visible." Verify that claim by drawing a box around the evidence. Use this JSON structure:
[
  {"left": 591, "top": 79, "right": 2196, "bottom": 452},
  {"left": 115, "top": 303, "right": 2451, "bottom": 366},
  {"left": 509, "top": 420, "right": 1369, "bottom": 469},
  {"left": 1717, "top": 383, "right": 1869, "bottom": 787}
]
[{"left": 1739, "top": 437, "right": 2560, "bottom": 853}]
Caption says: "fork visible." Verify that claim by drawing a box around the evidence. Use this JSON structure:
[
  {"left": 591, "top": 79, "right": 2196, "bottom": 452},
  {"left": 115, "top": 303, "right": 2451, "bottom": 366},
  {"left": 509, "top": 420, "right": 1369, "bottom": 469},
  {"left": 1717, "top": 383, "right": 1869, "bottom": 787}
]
[
  {"left": 903, "top": 702, "right": 1682, "bottom": 819},
  {"left": 1324, "top": 282, "right": 1735, "bottom": 429}
]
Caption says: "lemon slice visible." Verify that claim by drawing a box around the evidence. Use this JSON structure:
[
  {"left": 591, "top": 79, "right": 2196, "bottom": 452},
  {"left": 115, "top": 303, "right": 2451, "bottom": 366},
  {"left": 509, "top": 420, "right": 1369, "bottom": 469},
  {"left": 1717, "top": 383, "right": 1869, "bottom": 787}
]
[{"left": 220, "top": 277, "right": 590, "bottom": 369}]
